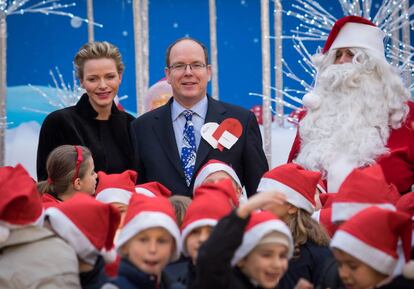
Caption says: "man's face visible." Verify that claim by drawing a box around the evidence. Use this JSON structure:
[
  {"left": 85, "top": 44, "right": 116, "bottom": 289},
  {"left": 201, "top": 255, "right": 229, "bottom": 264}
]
[
  {"left": 165, "top": 39, "right": 211, "bottom": 108},
  {"left": 334, "top": 48, "right": 354, "bottom": 64}
]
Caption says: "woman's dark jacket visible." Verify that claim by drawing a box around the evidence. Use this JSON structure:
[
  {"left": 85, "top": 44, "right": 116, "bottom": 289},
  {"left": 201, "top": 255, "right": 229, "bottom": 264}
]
[{"left": 37, "top": 93, "right": 135, "bottom": 180}]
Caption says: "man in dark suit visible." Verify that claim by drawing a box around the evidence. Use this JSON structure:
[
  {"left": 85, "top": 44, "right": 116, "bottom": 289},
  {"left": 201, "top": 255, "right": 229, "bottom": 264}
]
[{"left": 131, "top": 37, "right": 268, "bottom": 197}]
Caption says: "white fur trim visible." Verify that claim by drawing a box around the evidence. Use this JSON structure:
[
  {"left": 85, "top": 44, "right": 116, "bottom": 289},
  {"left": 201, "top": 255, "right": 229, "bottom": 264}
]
[
  {"left": 45, "top": 207, "right": 99, "bottom": 265},
  {"left": 116, "top": 211, "right": 181, "bottom": 261},
  {"left": 135, "top": 187, "right": 156, "bottom": 198},
  {"left": 231, "top": 220, "right": 293, "bottom": 266},
  {"left": 302, "top": 92, "right": 321, "bottom": 110},
  {"left": 193, "top": 163, "right": 242, "bottom": 194},
  {"left": 0, "top": 225, "right": 10, "bottom": 243},
  {"left": 180, "top": 219, "right": 217, "bottom": 256},
  {"left": 331, "top": 230, "right": 397, "bottom": 275},
  {"left": 311, "top": 210, "right": 321, "bottom": 222},
  {"left": 96, "top": 188, "right": 132, "bottom": 205},
  {"left": 330, "top": 22, "right": 385, "bottom": 58},
  {"left": 331, "top": 202, "right": 395, "bottom": 223},
  {"left": 257, "top": 178, "right": 315, "bottom": 213}
]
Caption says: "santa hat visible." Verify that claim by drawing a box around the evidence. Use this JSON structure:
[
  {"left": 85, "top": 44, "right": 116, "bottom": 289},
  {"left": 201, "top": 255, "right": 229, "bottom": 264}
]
[
  {"left": 193, "top": 160, "right": 246, "bottom": 201},
  {"left": 45, "top": 193, "right": 121, "bottom": 265},
  {"left": 257, "top": 163, "right": 321, "bottom": 213},
  {"left": 0, "top": 164, "right": 43, "bottom": 243},
  {"left": 181, "top": 178, "right": 237, "bottom": 256},
  {"left": 331, "top": 207, "right": 412, "bottom": 276},
  {"left": 396, "top": 192, "right": 414, "bottom": 218},
  {"left": 232, "top": 210, "right": 293, "bottom": 266},
  {"left": 116, "top": 194, "right": 180, "bottom": 261},
  {"left": 135, "top": 181, "right": 172, "bottom": 198},
  {"left": 331, "top": 165, "right": 400, "bottom": 223},
  {"left": 95, "top": 170, "right": 137, "bottom": 205},
  {"left": 322, "top": 16, "right": 385, "bottom": 58}
]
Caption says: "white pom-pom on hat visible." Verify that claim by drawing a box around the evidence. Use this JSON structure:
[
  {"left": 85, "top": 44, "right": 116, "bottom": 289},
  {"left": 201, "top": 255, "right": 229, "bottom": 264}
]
[
  {"left": 402, "top": 260, "right": 414, "bottom": 279},
  {"left": 302, "top": 92, "right": 321, "bottom": 110},
  {"left": 101, "top": 248, "right": 118, "bottom": 264}
]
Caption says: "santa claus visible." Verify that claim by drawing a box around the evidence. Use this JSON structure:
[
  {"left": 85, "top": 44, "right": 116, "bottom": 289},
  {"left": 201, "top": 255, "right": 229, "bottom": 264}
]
[{"left": 288, "top": 16, "right": 414, "bottom": 194}]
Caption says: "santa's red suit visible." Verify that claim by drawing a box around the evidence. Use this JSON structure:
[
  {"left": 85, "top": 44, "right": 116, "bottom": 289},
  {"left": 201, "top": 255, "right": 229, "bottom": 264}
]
[{"left": 288, "top": 99, "right": 414, "bottom": 195}]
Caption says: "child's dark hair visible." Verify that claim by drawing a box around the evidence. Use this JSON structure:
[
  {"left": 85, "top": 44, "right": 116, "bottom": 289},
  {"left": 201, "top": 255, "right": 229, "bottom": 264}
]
[
  {"left": 37, "top": 145, "right": 92, "bottom": 199},
  {"left": 284, "top": 208, "right": 330, "bottom": 258},
  {"left": 169, "top": 195, "right": 192, "bottom": 227}
]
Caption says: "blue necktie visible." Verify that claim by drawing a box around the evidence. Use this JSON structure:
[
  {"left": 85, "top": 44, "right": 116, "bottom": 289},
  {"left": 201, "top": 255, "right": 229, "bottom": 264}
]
[{"left": 181, "top": 110, "right": 196, "bottom": 186}]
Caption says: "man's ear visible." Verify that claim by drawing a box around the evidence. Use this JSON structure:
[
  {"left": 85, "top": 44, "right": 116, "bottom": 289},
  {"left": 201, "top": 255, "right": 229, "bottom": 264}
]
[{"left": 165, "top": 67, "right": 172, "bottom": 84}]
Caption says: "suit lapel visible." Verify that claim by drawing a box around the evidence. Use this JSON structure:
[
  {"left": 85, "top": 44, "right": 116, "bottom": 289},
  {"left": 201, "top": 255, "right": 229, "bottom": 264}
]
[
  {"left": 152, "top": 99, "right": 185, "bottom": 178},
  {"left": 194, "top": 97, "right": 227, "bottom": 175}
]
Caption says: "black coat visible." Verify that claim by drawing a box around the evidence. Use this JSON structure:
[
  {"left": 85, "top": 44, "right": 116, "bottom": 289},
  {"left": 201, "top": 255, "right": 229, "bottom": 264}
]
[
  {"left": 277, "top": 241, "right": 333, "bottom": 289},
  {"left": 131, "top": 97, "right": 268, "bottom": 197},
  {"left": 79, "top": 256, "right": 108, "bottom": 289},
  {"left": 196, "top": 210, "right": 264, "bottom": 289},
  {"left": 103, "top": 258, "right": 185, "bottom": 289},
  {"left": 37, "top": 93, "right": 135, "bottom": 181},
  {"left": 375, "top": 275, "right": 414, "bottom": 289},
  {"left": 314, "top": 255, "right": 345, "bottom": 289}
]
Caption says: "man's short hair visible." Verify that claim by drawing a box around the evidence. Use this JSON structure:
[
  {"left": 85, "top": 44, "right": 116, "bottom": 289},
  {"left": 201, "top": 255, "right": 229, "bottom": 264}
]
[{"left": 165, "top": 37, "right": 209, "bottom": 67}]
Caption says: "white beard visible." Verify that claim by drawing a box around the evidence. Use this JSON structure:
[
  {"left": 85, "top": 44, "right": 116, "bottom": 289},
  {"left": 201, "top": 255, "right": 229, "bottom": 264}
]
[{"left": 295, "top": 63, "right": 390, "bottom": 184}]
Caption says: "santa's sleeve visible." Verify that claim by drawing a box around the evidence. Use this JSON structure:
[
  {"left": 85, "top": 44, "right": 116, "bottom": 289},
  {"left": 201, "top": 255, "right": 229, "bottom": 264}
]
[{"left": 287, "top": 110, "right": 307, "bottom": 163}]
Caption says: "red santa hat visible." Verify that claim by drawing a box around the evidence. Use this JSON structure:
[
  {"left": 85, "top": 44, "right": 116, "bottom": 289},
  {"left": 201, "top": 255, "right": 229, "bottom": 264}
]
[
  {"left": 193, "top": 159, "right": 245, "bottom": 198},
  {"left": 257, "top": 163, "right": 321, "bottom": 213},
  {"left": 396, "top": 192, "right": 414, "bottom": 218},
  {"left": 135, "top": 181, "right": 172, "bottom": 198},
  {"left": 95, "top": 170, "right": 137, "bottom": 205},
  {"left": 331, "top": 207, "right": 412, "bottom": 276},
  {"left": 231, "top": 210, "right": 293, "bottom": 266},
  {"left": 0, "top": 164, "right": 43, "bottom": 242},
  {"left": 45, "top": 193, "right": 121, "bottom": 265},
  {"left": 322, "top": 16, "right": 385, "bottom": 58},
  {"left": 181, "top": 178, "right": 237, "bottom": 256},
  {"left": 116, "top": 194, "right": 180, "bottom": 261},
  {"left": 331, "top": 165, "right": 400, "bottom": 223}
]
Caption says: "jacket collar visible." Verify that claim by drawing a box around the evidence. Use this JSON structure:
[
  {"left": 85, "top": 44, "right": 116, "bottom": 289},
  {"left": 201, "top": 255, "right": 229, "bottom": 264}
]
[{"left": 75, "top": 93, "right": 120, "bottom": 119}]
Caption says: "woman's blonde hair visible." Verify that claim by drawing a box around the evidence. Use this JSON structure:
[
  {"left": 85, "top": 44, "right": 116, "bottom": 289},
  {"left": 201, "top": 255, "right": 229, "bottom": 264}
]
[
  {"left": 74, "top": 41, "right": 125, "bottom": 80},
  {"left": 37, "top": 145, "right": 92, "bottom": 199},
  {"left": 284, "top": 208, "right": 330, "bottom": 258}
]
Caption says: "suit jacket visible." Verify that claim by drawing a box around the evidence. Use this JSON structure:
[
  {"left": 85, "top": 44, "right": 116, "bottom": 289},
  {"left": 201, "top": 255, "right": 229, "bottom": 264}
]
[{"left": 131, "top": 97, "right": 268, "bottom": 197}]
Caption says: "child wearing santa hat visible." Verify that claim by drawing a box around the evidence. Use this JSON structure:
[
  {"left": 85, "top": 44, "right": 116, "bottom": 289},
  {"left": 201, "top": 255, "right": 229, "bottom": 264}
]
[
  {"left": 44, "top": 193, "right": 120, "bottom": 289},
  {"left": 169, "top": 178, "right": 238, "bottom": 289},
  {"left": 257, "top": 163, "right": 332, "bottom": 289},
  {"left": 37, "top": 145, "right": 97, "bottom": 207},
  {"left": 0, "top": 164, "right": 81, "bottom": 289},
  {"left": 331, "top": 207, "right": 414, "bottom": 289},
  {"left": 193, "top": 159, "right": 247, "bottom": 203},
  {"left": 102, "top": 194, "right": 181, "bottom": 289},
  {"left": 195, "top": 189, "right": 292, "bottom": 289}
]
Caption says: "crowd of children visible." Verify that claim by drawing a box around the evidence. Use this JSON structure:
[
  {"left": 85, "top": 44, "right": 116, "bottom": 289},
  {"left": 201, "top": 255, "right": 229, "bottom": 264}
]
[{"left": 1, "top": 144, "right": 414, "bottom": 289}]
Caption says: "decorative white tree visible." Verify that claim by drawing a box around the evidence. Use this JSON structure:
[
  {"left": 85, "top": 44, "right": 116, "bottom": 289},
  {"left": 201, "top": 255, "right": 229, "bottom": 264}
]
[{"left": 0, "top": 0, "right": 101, "bottom": 166}]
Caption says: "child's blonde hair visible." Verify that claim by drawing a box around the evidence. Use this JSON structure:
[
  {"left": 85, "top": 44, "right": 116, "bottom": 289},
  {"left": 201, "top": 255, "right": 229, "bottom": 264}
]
[{"left": 284, "top": 208, "right": 330, "bottom": 258}]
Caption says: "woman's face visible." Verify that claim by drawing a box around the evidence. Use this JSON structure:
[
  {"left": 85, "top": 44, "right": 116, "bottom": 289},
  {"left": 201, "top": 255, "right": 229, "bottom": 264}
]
[{"left": 81, "top": 58, "right": 122, "bottom": 113}]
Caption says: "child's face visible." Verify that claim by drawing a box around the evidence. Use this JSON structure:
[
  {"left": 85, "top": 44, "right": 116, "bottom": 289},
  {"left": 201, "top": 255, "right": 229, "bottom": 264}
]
[
  {"left": 237, "top": 243, "right": 289, "bottom": 289},
  {"left": 203, "top": 171, "right": 242, "bottom": 199},
  {"left": 333, "top": 248, "right": 388, "bottom": 289},
  {"left": 123, "top": 227, "right": 175, "bottom": 278},
  {"left": 264, "top": 201, "right": 296, "bottom": 220},
  {"left": 110, "top": 202, "right": 128, "bottom": 227},
  {"left": 78, "top": 157, "right": 97, "bottom": 195},
  {"left": 185, "top": 225, "right": 213, "bottom": 265}
]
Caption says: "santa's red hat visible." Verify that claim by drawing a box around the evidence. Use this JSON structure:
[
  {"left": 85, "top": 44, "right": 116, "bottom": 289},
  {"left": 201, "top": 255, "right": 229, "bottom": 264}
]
[
  {"left": 322, "top": 16, "right": 385, "bottom": 58},
  {"left": 45, "top": 193, "right": 121, "bottom": 265},
  {"left": 0, "top": 164, "right": 43, "bottom": 242},
  {"left": 193, "top": 159, "right": 246, "bottom": 201},
  {"left": 257, "top": 163, "right": 321, "bottom": 213},
  {"left": 331, "top": 207, "right": 412, "bottom": 276},
  {"left": 181, "top": 179, "right": 237, "bottom": 256},
  {"left": 95, "top": 170, "right": 137, "bottom": 205},
  {"left": 135, "top": 181, "right": 172, "bottom": 198},
  {"left": 116, "top": 194, "right": 180, "bottom": 261},
  {"left": 331, "top": 165, "right": 400, "bottom": 223},
  {"left": 232, "top": 211, "right": 293, "bottom": 266}
]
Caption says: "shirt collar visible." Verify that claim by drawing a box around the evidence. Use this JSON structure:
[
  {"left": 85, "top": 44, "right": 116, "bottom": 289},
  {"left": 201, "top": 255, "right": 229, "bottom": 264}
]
[{"left": 171, "top": 96, "right": 208, "bottom": 121}]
